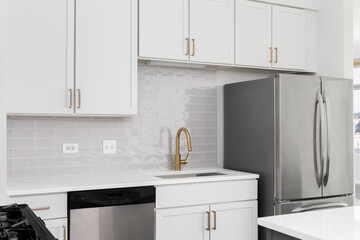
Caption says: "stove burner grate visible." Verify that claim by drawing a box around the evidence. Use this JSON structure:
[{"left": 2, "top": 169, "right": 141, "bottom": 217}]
[{"left": 0, "top": 204, "right": 56, "bottom": 240}]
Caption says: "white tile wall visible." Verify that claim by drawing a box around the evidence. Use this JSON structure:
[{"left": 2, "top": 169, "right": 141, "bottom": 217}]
[{"left": 7, "top": 66, "right": 218, "bottom": 179}]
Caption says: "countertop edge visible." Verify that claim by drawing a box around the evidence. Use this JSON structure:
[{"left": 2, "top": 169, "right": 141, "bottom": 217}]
[
  {"left": 258, "top": 218, "right": 322, "bottom": 240},
  {"left": 7, "top": 168, "right": 259, "bottom": 197}
]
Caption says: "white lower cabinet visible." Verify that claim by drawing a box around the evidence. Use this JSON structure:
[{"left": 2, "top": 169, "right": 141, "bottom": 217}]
[
  {"left": 156, "top": 205, "right": 210, "bottom": 240},
  {"left": 156, "top": 201, "right": 257, "bottom": 240},
  {"left": 155, "top": 180, "right": 258, "bottom": 240},
  {"left": 9, "top": 193, "right": 68, "bottom": 239},
  {"left": 44, "top": 218, "right": 68, "bottom": 240},
  {"left": 210, "top": 201, "right": 257, "bottom": 240}
]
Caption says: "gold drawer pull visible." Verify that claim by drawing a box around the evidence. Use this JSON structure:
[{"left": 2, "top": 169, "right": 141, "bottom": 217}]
[
  {"left": 191, "top": 38, "right": 195, "bottom": 56},
  {"left": 185, "top": 38, "right": 190, "bottom": 56},
  {"left": 212, "top": 211, "right": 216, "bottom": 230},
  {"left": 63, "top": 225, "right": 66, "bottom": 240},
  {"left": 274, "top": 47, "right": 278, "bottom": 63},
  {"left": 31, "top": 206, "right": 51, "bottom": 211},
  {"left": 69, "top": 89, "right": 73, "bottom": 109},
  {"left": 77, "top": 89, "right": 81, "bottom": 109},
  {"left": 206, "top": 211, "right": 210, "bottom": 231},
  {"left": 269, "top": 47, "right": 272, "bottom": 63}
]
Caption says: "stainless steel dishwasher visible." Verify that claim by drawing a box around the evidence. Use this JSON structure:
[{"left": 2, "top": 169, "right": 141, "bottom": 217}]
[{"left": 68, "top": 186, "right": 155, "bottom": 240}]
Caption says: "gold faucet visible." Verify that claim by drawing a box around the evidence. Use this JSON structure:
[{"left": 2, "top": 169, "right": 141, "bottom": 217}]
[{"left": 175, "top": 127, "right": 192, "bottom": 171}]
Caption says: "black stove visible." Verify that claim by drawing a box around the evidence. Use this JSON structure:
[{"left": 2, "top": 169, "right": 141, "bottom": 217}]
[{"left": 0, "top": 204, "right": 56, "bottom": 240}]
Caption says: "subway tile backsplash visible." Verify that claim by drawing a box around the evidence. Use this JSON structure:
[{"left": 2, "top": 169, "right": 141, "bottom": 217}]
[{"left": 7, "top": 66, "right": 218, "bottom": 179}]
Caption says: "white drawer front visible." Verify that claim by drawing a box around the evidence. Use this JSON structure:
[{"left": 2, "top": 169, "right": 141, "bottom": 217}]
[
  {"left": 9, "top": 193, "right": 67, "bottom": 220},
  {"left": 156, "top": 180, "right": 257, "bottom": 209}
]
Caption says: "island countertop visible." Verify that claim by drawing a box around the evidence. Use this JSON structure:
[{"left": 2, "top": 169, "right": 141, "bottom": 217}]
[{"left": 258, "top": 206, "right": 360, "bottom": 240}]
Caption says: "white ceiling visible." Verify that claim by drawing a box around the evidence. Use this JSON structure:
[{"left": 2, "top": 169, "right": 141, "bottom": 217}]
[{"left": 354, "top": 0, "right": 360, "bottom": 59}]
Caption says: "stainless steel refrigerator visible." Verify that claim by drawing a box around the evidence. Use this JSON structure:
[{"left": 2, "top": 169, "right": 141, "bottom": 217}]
[{"left": 224, "top": 74, "right": 354, "bottom": 237}]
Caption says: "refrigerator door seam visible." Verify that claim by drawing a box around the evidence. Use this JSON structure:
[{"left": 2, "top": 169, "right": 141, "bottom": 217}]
[{"left": 273, "top": 76, "right": 278, "bottom": 215}]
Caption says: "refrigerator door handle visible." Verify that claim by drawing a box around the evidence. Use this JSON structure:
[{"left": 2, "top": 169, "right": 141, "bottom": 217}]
[
  {"left": 323, "top": 91, "right": 331, "bottom": 186},
  {"left": 291, "top": 202, "right": 347, "bottom": 213},
  {"left": 314, "top": 91, "right": 324, "bottom": 187}
]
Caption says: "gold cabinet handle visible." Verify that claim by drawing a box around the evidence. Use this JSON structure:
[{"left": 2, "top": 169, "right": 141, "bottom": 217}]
[
  {"left": 77, "top": 89, "right": 81, "bottom": 109},
  {"left": 191, "top": 38, "right": 195, "bottom": 56},
  {"left": 212, "top": 211, "right": 216, "bottom": 230},
  {"left": 269, "top": 47, "right": 272, "bottom": 63},
  {"left": 63, "top": 225, "right": 66, "bottom": 240},
  {"left": 69, "top": 89, "right": 73, "bottom": 109},
  {"left": 274, "top": 47, "right": 278, "bottom": 63},
  {"left": 31, "top": 206, "right": 51, "bottom": 211},
  {"left": 185, "top": 38, "right": 190, "bottom": 56},
  {"left": 206, "top": 211, "right": 210, "bottom": 231}
]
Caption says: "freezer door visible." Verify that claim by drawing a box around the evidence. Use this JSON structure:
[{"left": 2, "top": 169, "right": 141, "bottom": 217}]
[
  {"left": 321, "top": 77, "right": 354, "bottom": 197},
  {"left": 275, "top": 195, "right": 353, "bottom": 215},
  {"left": 276, "top": 74, "right": 322, "bottom": 200}
]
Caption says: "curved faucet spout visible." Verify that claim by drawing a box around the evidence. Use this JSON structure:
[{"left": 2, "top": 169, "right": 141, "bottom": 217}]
[
  {"left": 176, "top": 127, "right": 192, "bottom": 153},
  {"left": 175, "top": 127, "right": 192, "bottom": 171}
]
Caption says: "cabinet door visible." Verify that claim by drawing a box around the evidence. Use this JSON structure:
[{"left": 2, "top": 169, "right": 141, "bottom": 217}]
[
  {"left": 156, "top": 205, "right": 210, "bottom": 240},
  {"left": 210, "top": 201, "right": 257, "bottom": 240},
  {"left": 7, "top": 0, "right": 74, "bottom": 114},
  {"left": 190, "top": 0, "right": 234, "bottom": 64},
  {"left": 235, "top": 0, "right": 272, "bottom": 68},
  {"left": 75, "top": 0, "right": 137, "bottom": 115},
  {"left": 44, "top": 218, "right": 67, "bottom": 240},
  {"left": 272, "top": 5, "right": 306, "bottom": 70},
  {"left": 139, "top": 0, "right": 189, "bottom": 61}
]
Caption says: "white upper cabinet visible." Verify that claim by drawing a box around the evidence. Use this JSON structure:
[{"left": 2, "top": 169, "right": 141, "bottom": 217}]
[
  {"left": 7, "top": 0, "right": 74, "bottom": 114},
  {"left": 235, "top": 1, "right": 308, "bottom": 70},
  {"left": 189, "top": 0, "right": 234, "bottom": 64},
  {"left": 272, "top": 5, "right": 306, "bottom": 70},
  {"left": 235, "top": 0, "right": 272, "bottom": 68},
  {"left": 249, "top": 0, "right": 320, "bottom": 11},
  {"left": 138, "top": 0, "right": 314, "bottom": 71},
  {"left": 75, "top": 0, "right": 137, "bottom": 115},
  {"left": 138, "top": 0, "right": 234, "bottom": 65},
  {"left": 138, "top": 0, "right": 189, "bottom": 61},
  {"left": 7, "top": 0, "right": 136, "bottom": 116}
]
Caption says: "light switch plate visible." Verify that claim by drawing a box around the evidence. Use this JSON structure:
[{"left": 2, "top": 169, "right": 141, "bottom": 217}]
[
  {"left": 63, "top": 143, "right": 78, "bottom": 153},
  {"left": 103, "top": 140, "right": 116, "bottom": 154}
]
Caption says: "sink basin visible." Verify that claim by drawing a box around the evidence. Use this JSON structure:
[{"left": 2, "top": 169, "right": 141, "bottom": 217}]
[{"left": 156, "top": 172, "right": 225, "bottom": 179}]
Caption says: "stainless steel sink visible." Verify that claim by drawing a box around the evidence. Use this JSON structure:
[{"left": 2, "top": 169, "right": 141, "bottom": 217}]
[{"left": 156, "top": 172, "right": 225, "bottom": 179}]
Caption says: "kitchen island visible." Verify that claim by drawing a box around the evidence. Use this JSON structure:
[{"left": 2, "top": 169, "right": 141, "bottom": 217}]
[{"left": 258, "top": 206, "right": 360, "bottom": 240}]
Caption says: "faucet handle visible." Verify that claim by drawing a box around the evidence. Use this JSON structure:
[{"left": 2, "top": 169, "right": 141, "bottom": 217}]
[{"left": 181, "top": 153, "right": 190, "bottom": 165}]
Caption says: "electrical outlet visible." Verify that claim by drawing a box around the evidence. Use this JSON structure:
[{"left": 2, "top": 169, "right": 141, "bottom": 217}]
[
  {"left": 103, "top": 140, "right": 116, "bottom": 154},
  {"left": 63, "top": 143, "right": 78, "bottom": 153}
]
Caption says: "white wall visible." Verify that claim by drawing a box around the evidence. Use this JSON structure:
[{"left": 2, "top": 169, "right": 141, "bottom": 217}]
[
  {"left": 317, "top": 0, "right": 354, "bottom": 79},
  {"left": 7, "top": 66, "right": 218, "bottom": 181},
  {"left": 0, "top": 0, "right": 7, "bottom": 205}
]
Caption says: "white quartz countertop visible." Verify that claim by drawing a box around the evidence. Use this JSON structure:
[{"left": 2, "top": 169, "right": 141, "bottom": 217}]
[
  {"left": 7, "top": 168, "right": 258, "bottom": 196},
  {"left": 258, "top": 206, "right": 360, "bottom": 240}
]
